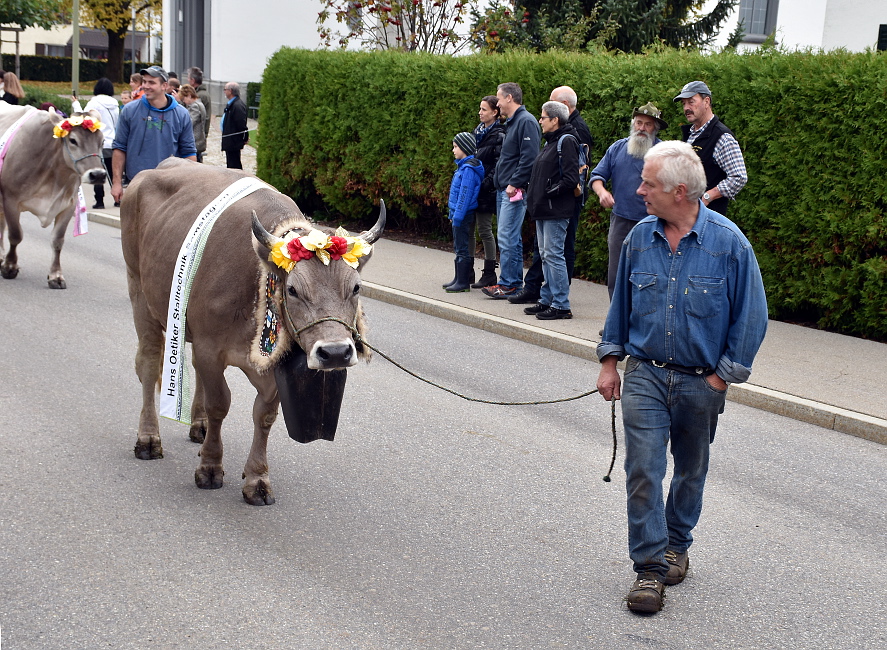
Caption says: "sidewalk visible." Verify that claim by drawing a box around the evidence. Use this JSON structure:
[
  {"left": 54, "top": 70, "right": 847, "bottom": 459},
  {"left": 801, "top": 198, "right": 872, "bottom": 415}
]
[{"left": 84, "top": 167, "right": 887, "bottom": 445}]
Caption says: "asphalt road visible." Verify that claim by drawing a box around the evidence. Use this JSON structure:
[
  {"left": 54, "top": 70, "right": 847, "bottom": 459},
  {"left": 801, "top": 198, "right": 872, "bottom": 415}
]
[{"left": 1, "top": 219, "right": 885, "bottom": 649}]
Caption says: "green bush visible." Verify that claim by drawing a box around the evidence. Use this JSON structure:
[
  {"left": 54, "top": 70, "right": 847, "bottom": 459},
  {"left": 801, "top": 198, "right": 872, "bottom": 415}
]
[
  {"left": 257, "top": 48, "right": 887, "bottom": 340},
  {"left": 21, "top": 84, "right": 74, "bottom": 115}
]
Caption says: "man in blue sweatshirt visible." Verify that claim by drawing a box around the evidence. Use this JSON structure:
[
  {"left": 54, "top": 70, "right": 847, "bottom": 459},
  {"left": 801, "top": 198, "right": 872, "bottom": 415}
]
[
  {"left": 482, "top": 82, "right": 541, "bottom": 299},
  {"left": 111, "top": 66, "right": 197, "bottom": 204}
]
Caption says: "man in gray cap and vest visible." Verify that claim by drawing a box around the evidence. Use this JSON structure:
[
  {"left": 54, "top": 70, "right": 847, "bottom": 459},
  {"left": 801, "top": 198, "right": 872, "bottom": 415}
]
[
  {"left": 590, "top": 102, "right": 668, "bottom": 299},
  {"left": 673, "top": 81, "right": 747, "bottom": 216}
]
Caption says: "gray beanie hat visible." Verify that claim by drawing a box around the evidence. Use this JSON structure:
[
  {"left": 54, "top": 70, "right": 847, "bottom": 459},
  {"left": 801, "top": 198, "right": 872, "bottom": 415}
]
[{"left": 453, "top": 132, "right": 476, "bottom": 156}]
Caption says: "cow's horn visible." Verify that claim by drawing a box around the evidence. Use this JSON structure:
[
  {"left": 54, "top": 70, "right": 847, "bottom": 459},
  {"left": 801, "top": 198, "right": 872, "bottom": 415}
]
[
  {"left": 251, "top": 210, "right": 281, "bottom": 248},
  {"left": 358, "top": 199, "right": 386, "bottom": 244}
]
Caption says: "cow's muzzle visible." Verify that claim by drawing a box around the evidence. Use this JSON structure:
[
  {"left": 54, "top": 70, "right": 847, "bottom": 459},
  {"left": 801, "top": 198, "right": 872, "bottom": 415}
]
[
  {"left": 308, "top": 339, "right": 357, "bottom": 370},
  {"left": 84, "top": 169, "right": 107, "bottom": 185}
]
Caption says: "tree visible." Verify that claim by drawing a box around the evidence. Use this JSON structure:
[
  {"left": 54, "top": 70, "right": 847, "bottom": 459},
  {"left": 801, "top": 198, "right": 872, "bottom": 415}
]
[
  {"left": 471, "top": 0, "right": 738, "bottom": 54},
  {"left": 0, "top": 0, "right": 67, "bottom": 30},
  {"left": 317, "top": 0, "right": 478, "bottom": 54},
  {"left": 81, "top": 0, "right": 160, "bottom": 83}
]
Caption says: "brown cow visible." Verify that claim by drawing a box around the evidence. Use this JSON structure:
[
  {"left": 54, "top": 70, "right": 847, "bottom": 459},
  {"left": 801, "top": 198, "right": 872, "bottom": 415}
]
[
  {"left": 0, "top": 104, "right": 107, "bottom": 288},
  {"left": 121, "top": 159, "right": 385, "bottom": 505}
]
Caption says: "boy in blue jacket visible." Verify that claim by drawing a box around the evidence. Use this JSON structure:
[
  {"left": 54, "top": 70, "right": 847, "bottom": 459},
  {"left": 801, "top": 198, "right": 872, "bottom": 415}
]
[{"left": 444, "top": 132, "right": 485, "bottom": 293}]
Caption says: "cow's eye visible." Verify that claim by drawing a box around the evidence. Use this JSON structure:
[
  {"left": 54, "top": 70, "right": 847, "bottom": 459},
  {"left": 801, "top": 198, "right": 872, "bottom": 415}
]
[
  {"left": 69, "top": 137, "right": 78, "bottom": 146},
  {"left": 287, "top": 285, "right": 298, "bottom": 298},
  {"left": 352, "top": 284, "right": 360, "bottom": 296}
]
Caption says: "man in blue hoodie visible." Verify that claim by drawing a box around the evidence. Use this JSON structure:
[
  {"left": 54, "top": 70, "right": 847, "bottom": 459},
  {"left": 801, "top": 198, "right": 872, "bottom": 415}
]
[{"left": 111, "top": 66, "right": 197, "bottom": 204}]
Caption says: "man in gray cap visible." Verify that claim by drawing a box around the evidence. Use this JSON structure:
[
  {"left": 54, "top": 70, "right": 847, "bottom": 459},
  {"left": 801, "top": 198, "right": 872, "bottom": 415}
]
[
  {"left": 673, "top": 81, "right": 747, "bottom": 216},
  {"left": 590, "top": 102, "right": 668, "bottom": 299},
  {"left": 111, "top": 65, "right": 196, "bottom": 204}
]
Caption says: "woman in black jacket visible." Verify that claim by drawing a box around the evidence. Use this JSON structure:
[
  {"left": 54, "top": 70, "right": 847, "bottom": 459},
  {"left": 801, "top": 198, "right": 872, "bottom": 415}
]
[
  {"left": 523, "top": 101, "right": 580, "bottom": 320},
  {"left": 470, "top": 95, "right": 506, "bottom": 288}
]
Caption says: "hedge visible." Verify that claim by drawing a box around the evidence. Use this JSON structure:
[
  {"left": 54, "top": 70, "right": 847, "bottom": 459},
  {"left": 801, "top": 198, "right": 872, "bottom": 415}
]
[
  {"left": 256, "top": 48, "right": 887, "bottom": 340},
  {"left": 1, "top": 54, "right": 155, "bottom": 82}
]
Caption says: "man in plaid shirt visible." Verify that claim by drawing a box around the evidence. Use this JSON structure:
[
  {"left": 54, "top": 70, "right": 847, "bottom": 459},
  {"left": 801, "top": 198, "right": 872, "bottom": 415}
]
[{"left": 674, "top": 81, "right": 747, "bottom": 216}]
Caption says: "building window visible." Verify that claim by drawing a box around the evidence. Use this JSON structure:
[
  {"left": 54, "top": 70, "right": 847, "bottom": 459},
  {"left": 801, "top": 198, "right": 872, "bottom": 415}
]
[{"left": 739, "top": 0, "right": 779, "bottom": 42}]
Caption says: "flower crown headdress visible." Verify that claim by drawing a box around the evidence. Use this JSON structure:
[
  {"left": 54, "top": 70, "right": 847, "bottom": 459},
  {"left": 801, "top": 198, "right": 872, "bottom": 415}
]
[
  {"left": 269, "top": 226, "right": 371, "bottom": 272},
  {"left": 53, "top": 115, "right": 103, "bottom": 139}
]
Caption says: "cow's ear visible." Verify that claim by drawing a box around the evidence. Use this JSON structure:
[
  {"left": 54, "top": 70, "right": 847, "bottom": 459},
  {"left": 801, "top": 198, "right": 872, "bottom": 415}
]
[
  {"left": 87, "top": 109, "right": 102, "bottom": 121},
  {"left": 46, "top": 109, "right": 64, "bottom": 125}
]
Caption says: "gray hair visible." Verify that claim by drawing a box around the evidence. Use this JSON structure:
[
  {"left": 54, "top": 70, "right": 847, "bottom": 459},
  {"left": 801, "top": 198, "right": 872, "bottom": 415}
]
[
  {"left": 541, "top": 100, "right": 569, "bottom": 126},
  {"left": 225, "top": 81, "right": 241, "bottom": 97},
  {"left": 644, "top": 141, "right": 706, "bottom": 201},
  {"left": 187, "top": 67, "right": 203, "bottom": 85},
  {"left": 497, "top": 82, "right": 523, "bottom": 106}
]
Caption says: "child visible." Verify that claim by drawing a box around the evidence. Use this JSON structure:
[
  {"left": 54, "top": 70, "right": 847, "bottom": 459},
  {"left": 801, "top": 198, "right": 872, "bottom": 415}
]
[
  {"left": 120, "top": 90, "right": 132, "bottom": 105},
  {"left": 443, "top": 132, "right": 484, "bottom": 293}
]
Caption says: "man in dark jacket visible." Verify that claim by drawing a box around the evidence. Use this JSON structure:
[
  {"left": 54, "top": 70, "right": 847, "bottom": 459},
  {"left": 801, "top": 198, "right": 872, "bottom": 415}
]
[
  {"left": 521, "top": 101, "right": 580, "bottom": 320},
  {"left": 482, "top": 82, "right": 541, "bottom": 300},
  {"left": 674, "top": 81, "right": 746, "bottom": 216},
  {"left": 509, "top": 85, "right": 593, "bottom": 305},
  {"left": 221, "top": 81, "right": 249, "bottom": 169}
]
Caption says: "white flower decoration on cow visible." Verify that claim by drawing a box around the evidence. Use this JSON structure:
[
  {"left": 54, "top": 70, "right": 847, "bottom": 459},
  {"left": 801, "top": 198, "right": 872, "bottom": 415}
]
[{"left": 269, "top": 226, "right": 371, "bottom": 273}]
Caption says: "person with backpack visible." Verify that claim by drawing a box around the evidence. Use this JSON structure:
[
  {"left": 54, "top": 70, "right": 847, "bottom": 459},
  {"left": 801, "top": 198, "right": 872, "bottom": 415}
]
[
  {"left": 508, "top": 86, "right": 593, "bottom": 305},
  {"left": 522, "top": 101, "right": 580, "bottom": 320}
]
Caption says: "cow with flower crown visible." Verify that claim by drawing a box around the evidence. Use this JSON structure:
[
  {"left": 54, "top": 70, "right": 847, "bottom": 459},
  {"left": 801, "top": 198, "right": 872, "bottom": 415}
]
[
  {"left": 120, "top": 158, "right": 385, "bottom": 505},
  {"left": 0, "top": 103, "right": 107, "bottom": 288}
]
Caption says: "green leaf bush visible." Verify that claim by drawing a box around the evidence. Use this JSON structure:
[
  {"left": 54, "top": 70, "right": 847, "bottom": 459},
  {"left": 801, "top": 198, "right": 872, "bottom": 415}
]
[{"left": 257, "top": 48, "right": 887, "bottom": 340}]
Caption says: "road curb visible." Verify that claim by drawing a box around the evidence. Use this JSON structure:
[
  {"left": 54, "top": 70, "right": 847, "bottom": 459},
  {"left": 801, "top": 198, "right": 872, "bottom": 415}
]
[
  {"left": 88, "top": 212, "right": 885, "bottom": 445},
  {"left": 362, "top": 282, "right": 887, "bottom": 446}
]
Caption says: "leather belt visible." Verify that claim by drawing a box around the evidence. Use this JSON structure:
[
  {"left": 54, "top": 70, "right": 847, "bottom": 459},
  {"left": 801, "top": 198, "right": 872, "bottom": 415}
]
[{"left": 638, "top": 358, "right": 711, "bottom": 376}]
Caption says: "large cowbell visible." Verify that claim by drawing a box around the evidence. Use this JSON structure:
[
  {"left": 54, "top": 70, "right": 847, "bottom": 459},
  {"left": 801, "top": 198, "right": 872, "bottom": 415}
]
[{"left": 274, "top": 346, "right": 348, "bottom": 443}]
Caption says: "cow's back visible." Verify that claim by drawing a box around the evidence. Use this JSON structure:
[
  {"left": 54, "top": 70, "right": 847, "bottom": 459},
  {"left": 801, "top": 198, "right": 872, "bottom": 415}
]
[{"left": 121, "top": 159, "right": 305, "bottom": 357}]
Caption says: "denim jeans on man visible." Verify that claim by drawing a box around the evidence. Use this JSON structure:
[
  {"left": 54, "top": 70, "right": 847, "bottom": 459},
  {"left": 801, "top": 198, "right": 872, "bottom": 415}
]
[
  {"left": 452, "top": 211, "right": 476, "bottom": 265},
  {"left": 621, "top": 357, "right": 726, "bottom": 576},
  {"left": 496, "top": 189, "right": 527, "bottom": 289},
  {"left": 535, "top": 218, "right": 571, "bottom": 310}
]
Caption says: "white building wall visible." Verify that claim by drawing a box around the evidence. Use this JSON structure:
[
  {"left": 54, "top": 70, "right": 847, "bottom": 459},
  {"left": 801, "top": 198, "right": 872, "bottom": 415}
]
[
  {"left": 0, "top": 25, "right": 70, "bottom": 56},
  {"left": 209, "top": 0, "right": 321, "bottom": 83},
  {"left": 705, "top": 0, "right": 887, "bottom": 52},
  {"left": 821, "top": 0, "right": 887, "bottom": 50}
]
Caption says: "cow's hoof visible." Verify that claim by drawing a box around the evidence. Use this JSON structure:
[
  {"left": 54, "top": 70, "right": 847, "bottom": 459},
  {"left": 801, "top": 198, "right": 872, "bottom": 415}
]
[
  {"left": 243, "top": 478, "right": 275, "bottom": 506},
  {"left": 134, "top": 437, "right": 163, "bottom": 460},
  {"left": 188, "top": 421, "right": 206, "bottom": 443},
  {"left": 47, "top": 276, "right": 66, "bottom": 289},
  {"left": 1, "top": 265, "right": 18, "bottom": 279},
  {"left": 195, "top": 465, "right": 224, "bottom": 489}
]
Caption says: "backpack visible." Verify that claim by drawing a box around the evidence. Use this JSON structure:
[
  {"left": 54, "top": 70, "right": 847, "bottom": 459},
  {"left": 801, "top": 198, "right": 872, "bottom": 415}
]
[{"left": 556, "top": 133, "right": 590, "bottom": 202}]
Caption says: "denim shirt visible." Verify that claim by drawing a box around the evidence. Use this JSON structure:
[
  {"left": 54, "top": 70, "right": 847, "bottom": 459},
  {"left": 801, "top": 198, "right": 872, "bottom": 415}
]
[{"left": 597, "top": 202, "right": 768, "bottom": 384}]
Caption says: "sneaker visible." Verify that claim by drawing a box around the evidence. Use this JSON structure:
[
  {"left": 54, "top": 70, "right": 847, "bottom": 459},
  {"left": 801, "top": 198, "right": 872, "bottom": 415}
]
[
  {"left": 663, "top": 549, "right": 689, "bottom": 585},
  {"left": 92, "top": 202, "right": 105, "bottom": 209},
  {"left": 625, "top": 574, "right": 665, "bottom": 613},
  {"left": 523, "top": 303, "right": 550, "bottom": 315},
  {"left": 482, "top": 285, "right": 517, "bottom": 299},
  {"left": 536, "top": 306, "right": 573, "bottom": 320},
  {"left": 507, "top": 287, "right": 541, "bottom": 304}
]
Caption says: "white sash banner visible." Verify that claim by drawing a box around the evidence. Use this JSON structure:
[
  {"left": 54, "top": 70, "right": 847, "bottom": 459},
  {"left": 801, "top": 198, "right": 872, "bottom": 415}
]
[
  {"left": 73, "top": 188, "right": 88, "bottom": 236},
  {"left": 160, "top": 176, "right": 277, "bottom": 423}
]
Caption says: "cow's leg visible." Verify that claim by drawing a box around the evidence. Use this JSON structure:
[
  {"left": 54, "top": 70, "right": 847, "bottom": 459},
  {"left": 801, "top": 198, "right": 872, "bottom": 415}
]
[
  {"left": 0, "top": 203, "right": 22, "bottom": 280},
  {"left": 47, "top": 209, "right": 73, "bottom": 289},
  {"left": 188, "top": 370, "right": 208, "bottom": 443},
  {"left": 127, "top": 271, "right": 164, "bottom": 460},
  {"left": 191, "top": 348, "right": 229, "bottom": 490},
  {"left": 241, "top": 367, "right": 280, "bottom": 506}
]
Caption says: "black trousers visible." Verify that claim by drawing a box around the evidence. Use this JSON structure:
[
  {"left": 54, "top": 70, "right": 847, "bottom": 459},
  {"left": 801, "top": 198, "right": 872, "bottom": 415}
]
[{"left": 225, "top": 148, "right": 243, "bottom": 169}]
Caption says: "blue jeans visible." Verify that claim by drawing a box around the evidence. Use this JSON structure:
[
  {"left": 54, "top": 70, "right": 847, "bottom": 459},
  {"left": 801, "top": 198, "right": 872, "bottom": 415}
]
[
  {"left": 452, "top": 212, "right": 476, "bottom": 265},
  {"left": 536, "top": 219, "right": 571, "bottom": 310},
  {"left": 621, "top": 357, "right": 727, "bottom": 577},
  {"left": 524, "top": 199, "right": 581, "bottom": 291},
  {"left": 495, "top": 190, "right": 526, "bottom": 289}
]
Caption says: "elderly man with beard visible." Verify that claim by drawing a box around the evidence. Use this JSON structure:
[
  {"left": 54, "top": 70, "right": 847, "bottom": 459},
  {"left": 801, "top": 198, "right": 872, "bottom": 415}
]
[{"left": 590, "top": 103, "right": 668, "bottom": 298}]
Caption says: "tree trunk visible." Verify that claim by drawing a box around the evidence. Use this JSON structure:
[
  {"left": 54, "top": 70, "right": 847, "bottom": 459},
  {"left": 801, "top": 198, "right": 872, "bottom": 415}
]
[{"left": 105, "top": 28, "right": 127, "bottom": 84}]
